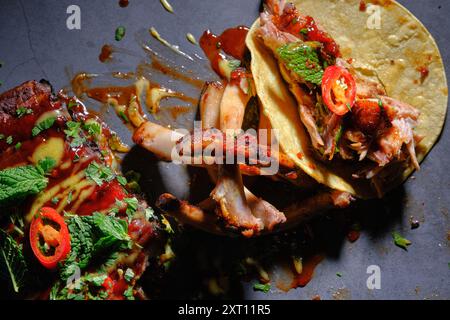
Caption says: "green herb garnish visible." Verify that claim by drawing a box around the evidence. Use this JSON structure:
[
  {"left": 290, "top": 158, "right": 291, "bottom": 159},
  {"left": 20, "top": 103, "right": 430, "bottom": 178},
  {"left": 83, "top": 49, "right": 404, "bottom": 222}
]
[
  {"left": 14, "top": 142, "right": 22, "bottom": 150},
  {"left": 61, "top": 213, "right": 132, "bottom": 281},
  {"left": 0, "top": 229, "right": 28, "bottom": 293},
  {"left": 64, "top": 121, "right": 85, "bottom": 148},
  {"left": 16, "top": 106, "right": 33, "bottom": 118},
  {"left": 115, "top": 26, "right": 126, "bottom": 41},
  {"left": 83, "top": 120, "right": 102, "bottom": 137},
  {"left": 253, "top": 283, "right": 271, "bottom": 293},
  {"left": 6, "top": 136, "right": 13, "bottom": 145},
  {"left": 0, "top": 163, "right": 51, "bottom": 206},
  {"left": 67, "top": 191, "right": 73, "bottom": 204},
  {"left": 32, "top": 116, "right": 56, "bottom": 137},
  {"left": 124, "top": 268, "right": 135, "bottom": 283},
  {"left": 228, "top": 59, "right": 241, "bottom": 71},
  {"left": 118, "top": 111, "right": 129, "bottom": 123},
  {"left": 85, "top": 162, "right": 115, "bottom": 186},
  {"left": 37, "top": 157, "right": 56, "bottom": 175},
  {"left": 145, "top": 207, "right": 156, "bottom": 221},
  {"left": 123, "top": 286, "right": 135, "bottom": 300},
  {"left": 117, "top": 175, "right": 127, "bottom": 186},
  {"left": 277, "top": 41, "right": 324, "bottom": 85},
  {"left": 392, "top": 232, "right": 412, "bottom": 250},
  {"left": 124, "top": 197, "right": 139, "bottom": 221}
]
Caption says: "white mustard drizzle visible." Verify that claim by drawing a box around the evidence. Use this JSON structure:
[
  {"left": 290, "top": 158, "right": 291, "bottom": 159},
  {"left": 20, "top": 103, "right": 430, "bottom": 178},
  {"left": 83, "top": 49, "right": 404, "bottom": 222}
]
[{"left": 149, "top": 27, "right": 194, "bottom": 61}]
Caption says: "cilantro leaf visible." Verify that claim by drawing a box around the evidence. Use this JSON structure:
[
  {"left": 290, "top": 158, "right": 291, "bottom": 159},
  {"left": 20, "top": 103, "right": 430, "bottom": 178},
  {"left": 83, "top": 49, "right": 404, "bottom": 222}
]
[
  {"left": 392, "top": 232, "right": 412, "bottom": 250},
  {"left": 0, "top": 229, "right": 28, "bottom": 293},
  {"left": 0, "top": 164, "right": 49, "bottom": 206},
  {"left": 277, "top": 41, "right": 324, "bottom": 85},
  {"left": 253, "top": 283, "right": 271, "bottom": 293},
  {"left": 32, "top": 116, "right": 56, "bottom": 137}
]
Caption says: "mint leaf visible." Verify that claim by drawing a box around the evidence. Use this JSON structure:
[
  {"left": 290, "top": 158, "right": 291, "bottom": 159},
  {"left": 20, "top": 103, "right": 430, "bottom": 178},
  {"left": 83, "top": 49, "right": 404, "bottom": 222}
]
[
  {"left": 85, "top": 162, "right": 115, "bottom": 186},
  {"left": 87, "top": 274, "right": 108, "bottom": 287},
  {"left": 37, "top": 157, "right": 56, "bottom": 174},
  {"left": 392, "top": 232, "right": 412, "bottom": 250},
  {"left": 93, "top": 212, "right": 130, "bottom": 243},
  {"left": 124, "top": 197, "right": 139, "bottom": 221},
  {"left": 32, "top": 116, "right": 56, "bottom": 137},
  {"left": 64, "top": 121, "right": 85, "bottom": 148},
  {"left": 0, "top": 229, "right": 28, "bottom": 293},
  {"left": 123, "top": 286, "right": 135, "bottom": 300},
  {"left": 277, "top": 41, "right": 324, "bottom": 85},
  {"left": 0, "top": 165, "right": 48, "bottom": 206}
]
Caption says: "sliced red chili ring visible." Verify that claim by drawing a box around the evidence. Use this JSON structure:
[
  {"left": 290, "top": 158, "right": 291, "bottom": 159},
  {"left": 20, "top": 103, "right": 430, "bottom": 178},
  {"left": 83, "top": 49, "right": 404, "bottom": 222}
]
[
  {"left": 29, "top": 207, "right": 71, "bottom": 270},
  {"left": 321, "top": 65, "right": 357, "bottom": 116}
]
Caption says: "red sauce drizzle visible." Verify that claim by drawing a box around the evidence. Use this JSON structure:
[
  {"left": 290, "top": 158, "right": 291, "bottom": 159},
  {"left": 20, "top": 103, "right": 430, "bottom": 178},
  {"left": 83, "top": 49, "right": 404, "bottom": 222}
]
[
  {"left": 417, "top": 66, "right": 429, "bottom": 83},
  {"left": 359, "top": 1, "right": 367, "bottom": 12},
  {"left": 291, "top": 255, "right": 324, "bottom": 288},
  {"left": 99, "top": 45, "right": 113, "bottom": 63},
  {"left": 119, "top": 0, "right": 129, "bottom": 8},
  {"left": 199, "top": 26, "right": 249, "bottom": 76},
  {"left": 347, "top": 230, "right": 360, "bottom": 242}
]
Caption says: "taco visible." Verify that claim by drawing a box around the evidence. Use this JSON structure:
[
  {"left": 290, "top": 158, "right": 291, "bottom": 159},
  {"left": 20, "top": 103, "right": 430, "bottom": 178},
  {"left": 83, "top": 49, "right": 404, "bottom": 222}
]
[{"left": 246, "top": 0, "right": 448, "bottom": 198}]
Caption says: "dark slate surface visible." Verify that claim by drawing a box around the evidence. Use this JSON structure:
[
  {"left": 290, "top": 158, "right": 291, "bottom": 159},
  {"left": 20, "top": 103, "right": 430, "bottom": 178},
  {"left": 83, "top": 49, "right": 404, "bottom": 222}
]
[{"left": 0, "top": 0, "right": 448, "bottom": 300}]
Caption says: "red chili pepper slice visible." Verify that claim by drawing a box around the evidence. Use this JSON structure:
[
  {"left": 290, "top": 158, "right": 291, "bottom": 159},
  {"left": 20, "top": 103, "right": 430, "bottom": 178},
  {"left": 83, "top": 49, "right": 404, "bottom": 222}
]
[
  {"left": 321, "top": 66, "right": 356, "bottom": 116},
  {"left": 29, "top": 207, "right": 71, "bottom": 269}
]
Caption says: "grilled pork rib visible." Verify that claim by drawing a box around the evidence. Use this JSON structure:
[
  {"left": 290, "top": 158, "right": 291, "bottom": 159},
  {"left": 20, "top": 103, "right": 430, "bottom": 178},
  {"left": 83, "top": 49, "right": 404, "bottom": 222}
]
[{"left": 0, "top": 81, "right": 166, "bottom": 300}]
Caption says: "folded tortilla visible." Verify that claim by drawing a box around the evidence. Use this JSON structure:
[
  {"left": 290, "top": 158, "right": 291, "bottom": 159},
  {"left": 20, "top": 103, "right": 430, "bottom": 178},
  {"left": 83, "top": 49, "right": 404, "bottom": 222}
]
[{"left": 247, "top": 0, "right": 448, "bottom": 198}]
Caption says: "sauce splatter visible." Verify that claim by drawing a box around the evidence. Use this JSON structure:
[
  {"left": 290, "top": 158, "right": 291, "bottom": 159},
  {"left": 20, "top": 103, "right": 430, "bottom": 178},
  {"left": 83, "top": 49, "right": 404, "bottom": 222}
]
[
  {"left": 99, "top": 45, "right": 113, "bottom": 63},
  {"left": 417, "top": 66, "right": 429, "bottom": 83},
  {"left": 199, "top": 26, "right": 249, "bottom": 76},
  {"left": 169, "top": 105, "right": 191, "bottom": 119},
  {"left": 275, "top": 254, "right": 324, "bottom": 292},
  {"left": 359, "top": 1, "right": 367, "bottom": 12},
  {"left": 119, "top": 0, "right": 129, "bottom": 8},
  {"left": 347, "top": 230, "right": 360, "bottom": 242},
  {"left": 150, "top": 58, "right": 204, "bottom": 89}
]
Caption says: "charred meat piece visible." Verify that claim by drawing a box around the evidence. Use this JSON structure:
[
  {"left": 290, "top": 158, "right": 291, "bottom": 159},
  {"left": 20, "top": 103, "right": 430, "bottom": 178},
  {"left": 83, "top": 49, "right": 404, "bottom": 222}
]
[{"left": 0, "top": 81, "right": 166, "bottom": 300}]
